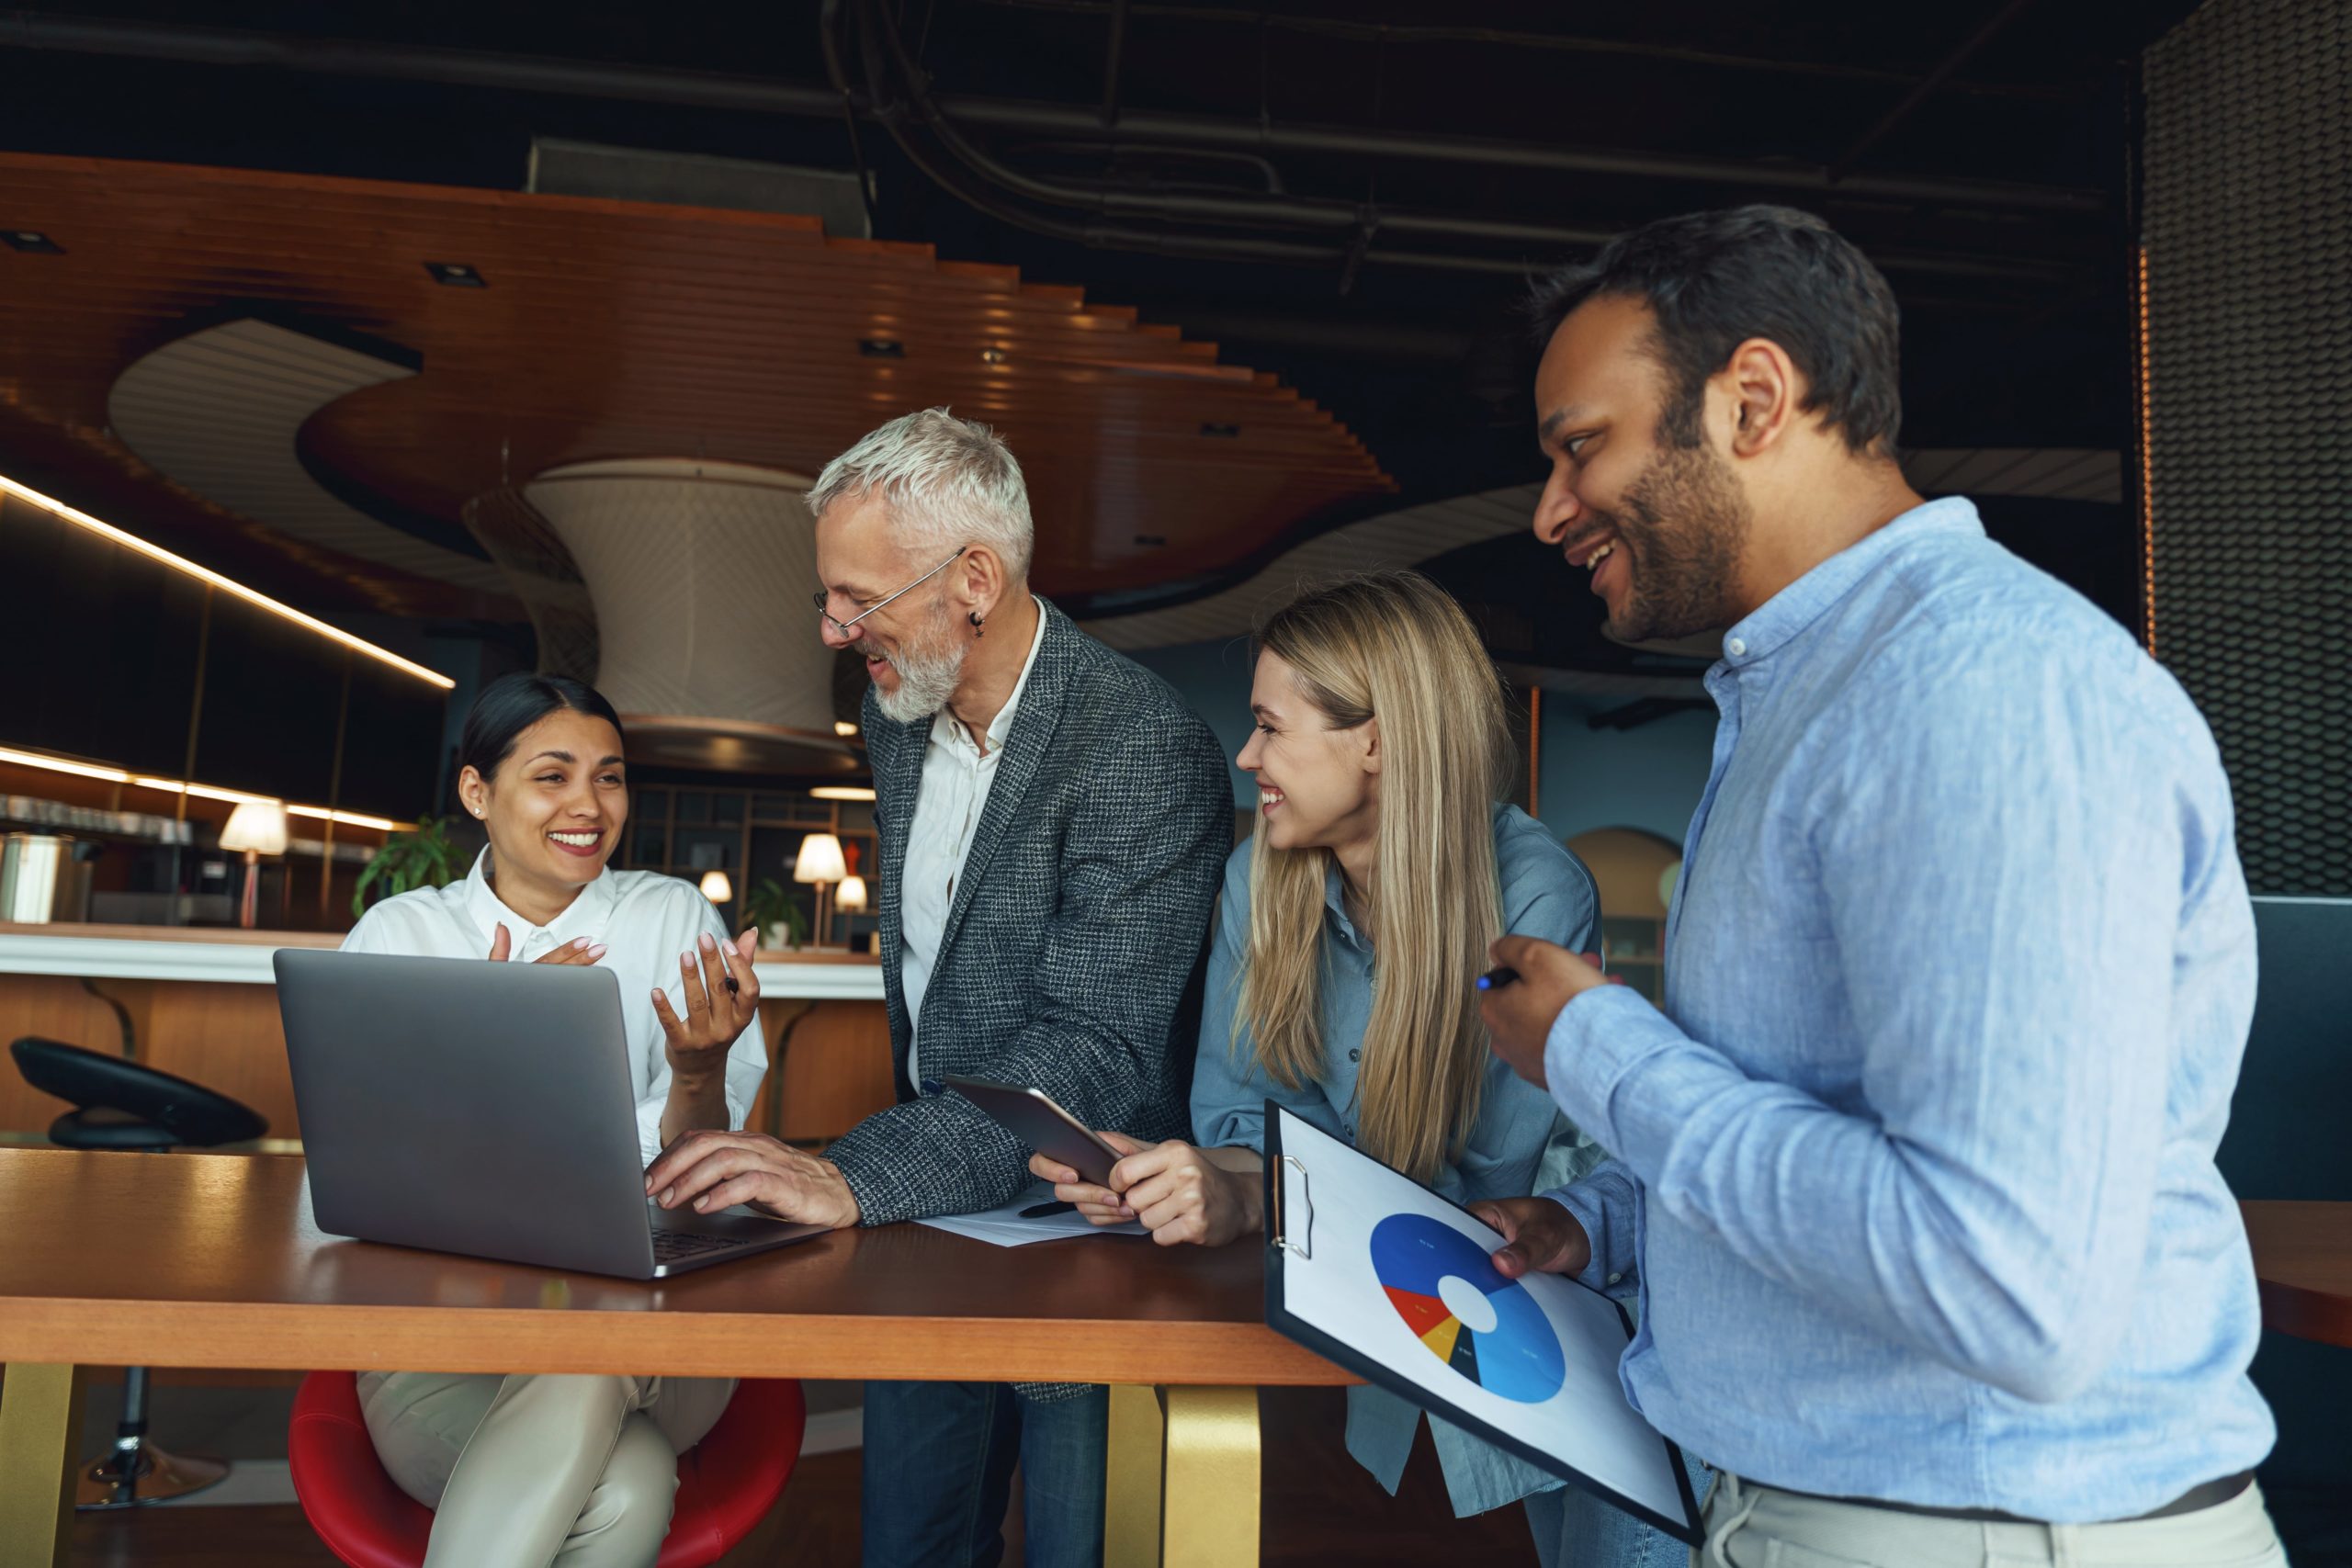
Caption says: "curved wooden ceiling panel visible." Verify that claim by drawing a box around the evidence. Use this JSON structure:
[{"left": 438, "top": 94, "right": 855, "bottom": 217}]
[{"left": 0, "top": 152, "right": 1395, "bottom": 606}]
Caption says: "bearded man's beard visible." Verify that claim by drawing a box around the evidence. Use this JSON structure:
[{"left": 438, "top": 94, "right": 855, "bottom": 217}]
[
  {"left": 870, "top": 593, "right": 969, "bottom": 722},
  {"left": 1598, "top": 440, "right": 1752, "bottom": 645}
]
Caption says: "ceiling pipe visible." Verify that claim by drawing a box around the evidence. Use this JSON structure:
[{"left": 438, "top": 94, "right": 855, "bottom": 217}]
[
  {"left": 846, "top": 0, "right": 2075, "bottom": 285},
  {"left": 0, "top": 11, "right": 2105, "bottom": 217},
  {"left": 1099, "top": 0, "right": 1129, "bottom": 130},
  {"left": 1832, "top": 0, "right": 2047, "bottom": 180},
  {"left": 967, "top": 0, "right": 2079, "bottom": 101}
]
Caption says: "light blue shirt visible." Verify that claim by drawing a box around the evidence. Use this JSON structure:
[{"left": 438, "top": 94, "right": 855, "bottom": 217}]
[
  {"left": 1543, "top": 497, "right": 2275, "bottom": 1520},
  {"left": 1193, "top": 803, "right": 1601, "bottom": 1517}
]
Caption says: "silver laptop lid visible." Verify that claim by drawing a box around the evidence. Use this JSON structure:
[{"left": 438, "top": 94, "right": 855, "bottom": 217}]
[{"left": 276, "top": 948, "right": 658, "bottom": 1277}]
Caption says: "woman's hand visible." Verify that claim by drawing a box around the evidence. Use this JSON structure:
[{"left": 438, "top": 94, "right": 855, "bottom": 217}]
[
  {"left": 487, "top": 925, "right": 606, "bottom": 965},
  {"left": 652, "top": 930, "right": 761, "bottom": 1082},
  {"left": 1030, "top": 1131, "right": 1153, "bottom": 1225}
]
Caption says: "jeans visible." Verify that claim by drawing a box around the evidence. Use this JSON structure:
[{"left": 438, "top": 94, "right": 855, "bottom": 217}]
[
  {"left": 862, "top": 1381, "right": 1109, "bottom": 1568},
  {"left": 1527, "top": 1451, "right": 1713, "bottom": 1568}
]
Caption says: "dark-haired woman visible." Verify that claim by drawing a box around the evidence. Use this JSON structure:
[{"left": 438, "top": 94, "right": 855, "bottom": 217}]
[{"left": 340, "top": 672, "right": 768, "bottom": 1568}]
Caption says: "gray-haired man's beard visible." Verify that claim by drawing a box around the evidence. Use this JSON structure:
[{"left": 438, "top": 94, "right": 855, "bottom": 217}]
[{"left": 870, "top": 615, "right": 968, "bottom": 724}]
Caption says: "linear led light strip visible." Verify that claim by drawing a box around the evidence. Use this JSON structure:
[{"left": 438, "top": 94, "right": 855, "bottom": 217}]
[
  {"left": 0, "top": 745, "right": 407, "bottom": 832},
  {"left": 0, "top": 473, "right": 457, "bottom": 691}
]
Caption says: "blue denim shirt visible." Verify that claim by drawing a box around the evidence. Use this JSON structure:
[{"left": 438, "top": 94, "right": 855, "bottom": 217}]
[
  {"left": 1193, "top": 804, "right": 1602, "bottom": 1517},
  {"left": 1544, "top": 497, "right": 2276, "bottom": 1520}
]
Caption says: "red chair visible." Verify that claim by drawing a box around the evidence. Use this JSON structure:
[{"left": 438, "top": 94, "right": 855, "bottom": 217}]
[{"left": 288, "top": 1371, "right": 806, "bottom": 1568}]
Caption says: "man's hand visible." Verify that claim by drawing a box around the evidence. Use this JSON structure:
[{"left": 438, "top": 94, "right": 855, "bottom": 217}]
[
  {"left": 651, "top": 931, "right": 762, "bottom": 1082},
  {"left": 1465, "top": 1196, "right": 1592, "bottom": 1281},
  {"left": 487, "top": 926, "right": 606, "bottom": 965},
  {"left": 646, "top": 1129, "right": 861, "bottom": 1230},
  {"left": 1030, "top": 1131, "right": 1152, "bottom": 1225},
  {"left": 1480, "top": 937, "right": 1613, "bottom": 1089}
]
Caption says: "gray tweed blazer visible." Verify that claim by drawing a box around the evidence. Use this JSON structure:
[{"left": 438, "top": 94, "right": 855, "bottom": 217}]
[{"left": 825, "top": 598, "right": 1231, "bottom": 1234}]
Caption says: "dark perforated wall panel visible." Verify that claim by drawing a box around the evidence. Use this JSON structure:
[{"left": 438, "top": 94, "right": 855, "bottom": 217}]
[{"left": 2143, "top": 0, "right": 2351, "bottom": 897}]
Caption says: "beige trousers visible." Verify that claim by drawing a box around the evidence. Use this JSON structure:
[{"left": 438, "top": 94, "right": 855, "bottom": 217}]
[
  {"left": 357, "top": 1371, "right": 736, "bottom": 1568},
  {"left": 1695, "top": 1472, "right": 2288, "bottom": 1568}
]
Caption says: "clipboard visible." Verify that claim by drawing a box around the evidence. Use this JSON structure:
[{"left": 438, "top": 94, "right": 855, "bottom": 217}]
[{"left": 1264, "top": 1103, "right": 1702, "bottom": 1545}]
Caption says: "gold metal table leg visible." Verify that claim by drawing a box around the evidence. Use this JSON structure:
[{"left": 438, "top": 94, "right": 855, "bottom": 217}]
[
  {"left": 0, "top": 1363, "right": 85, "bottom": 1568},
  {"left": 1103, "top": 1384, "right": 1260, "bottom": 1568}
]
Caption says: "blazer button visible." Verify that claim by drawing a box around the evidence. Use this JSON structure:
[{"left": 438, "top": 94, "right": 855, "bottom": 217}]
[{"left": 1348, "top": 1048, "right": 1360, "bottom": 1063}]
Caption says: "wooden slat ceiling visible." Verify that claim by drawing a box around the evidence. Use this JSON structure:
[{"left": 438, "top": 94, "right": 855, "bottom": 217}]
[{"left": 0, "top": 152, "right": 1394, "bottom": 613}]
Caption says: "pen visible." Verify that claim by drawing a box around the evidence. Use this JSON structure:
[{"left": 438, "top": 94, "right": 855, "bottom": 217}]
[
  {"left": 1476, "top": 965, "right": 1519, "bottom": 990},
  {"left": 1019, "top": 1200, "right": 1077, "bottom": 1219}
]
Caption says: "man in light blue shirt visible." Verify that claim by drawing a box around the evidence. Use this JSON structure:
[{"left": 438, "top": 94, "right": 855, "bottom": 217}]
[{"left": 1472, "top": 207, "right": 2286, "bottom": 1566}]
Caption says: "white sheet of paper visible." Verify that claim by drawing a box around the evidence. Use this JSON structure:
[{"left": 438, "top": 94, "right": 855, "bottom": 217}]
[
  {"left": 1273, "top": 1110, "right": 1690, "bottom": 1533},
  {"left": 918, "top": 1182, "right": 1148, "bottom": 1247}
]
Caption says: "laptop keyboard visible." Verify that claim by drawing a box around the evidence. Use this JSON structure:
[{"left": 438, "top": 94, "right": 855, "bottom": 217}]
[{"left": 650, "top": 1228, "right": 742, "bottom": 1264}]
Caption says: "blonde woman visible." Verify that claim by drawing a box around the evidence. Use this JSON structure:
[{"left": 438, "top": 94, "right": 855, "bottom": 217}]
[{"left": 1033, "top": 571, "right": 1694, "bottom": 1562}]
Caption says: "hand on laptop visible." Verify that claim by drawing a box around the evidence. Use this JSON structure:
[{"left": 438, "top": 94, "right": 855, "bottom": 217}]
[
  {"left": 645, "top": 1130, "right": 861, "bottom": 1230},
  {"left": 651, "top": 931, "right": 762, "bottom": 1080},
  {"left": 485, "top": 925, "right": 607, "bottom": 965}
]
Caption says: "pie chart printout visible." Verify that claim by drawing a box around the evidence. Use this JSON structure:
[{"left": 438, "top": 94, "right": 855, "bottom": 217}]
[{"left": 1371, "top": 1213, "right": 1567, "bottom": 1404}]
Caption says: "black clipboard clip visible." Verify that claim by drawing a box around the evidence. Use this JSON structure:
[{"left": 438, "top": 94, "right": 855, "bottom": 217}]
[{"left": 1268, "top": 1154, "right": 1315, "bottom": 1260}]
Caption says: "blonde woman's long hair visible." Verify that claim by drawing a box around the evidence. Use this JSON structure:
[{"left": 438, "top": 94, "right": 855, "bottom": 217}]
[{"left": 1238, "top": 570, "right": 1513, "bottom": 1183}]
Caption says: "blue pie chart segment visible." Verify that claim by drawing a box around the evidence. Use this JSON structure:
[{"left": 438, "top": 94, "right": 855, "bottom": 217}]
[{"left": 1370, "top": 1213, "right": 1566, "bottom": 1405}]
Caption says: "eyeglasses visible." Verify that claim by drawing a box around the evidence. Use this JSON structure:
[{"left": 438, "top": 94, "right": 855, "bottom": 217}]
[{"left": 812, "top": 546, "right": 968, "bottom": 638}]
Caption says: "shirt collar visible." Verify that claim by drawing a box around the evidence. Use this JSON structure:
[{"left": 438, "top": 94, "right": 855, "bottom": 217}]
[
  {"left": 461, "top": 845, "right": 618, "bottom": 943},
  {"left": 1717, "top": 496, "right": 1983, "bottom": 670},
  {"left": 1321, "top": 860, "right": 1369, "bottom": 951},
  {"left": 930, "top": 594, "right": 1050, "bottom": 759}
]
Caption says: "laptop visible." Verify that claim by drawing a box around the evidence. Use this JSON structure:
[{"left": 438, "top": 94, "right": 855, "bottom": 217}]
[{"left": 276, "top": 948, "right": 825, "bottom": 1279}]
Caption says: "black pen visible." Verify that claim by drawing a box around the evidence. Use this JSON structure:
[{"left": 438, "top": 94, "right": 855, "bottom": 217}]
[
  {"left": 1019, "top": 1200, "right": 1077, "bottom": 1219},
  {"left": 1476, "top": 965, "right": 1520, "bottom": 990}
]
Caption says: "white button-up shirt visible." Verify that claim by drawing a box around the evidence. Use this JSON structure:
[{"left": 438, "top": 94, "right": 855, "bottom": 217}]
[
  {"left": 901, "top": 599, "right": 1047, "bottom": 1085},
  {"left": 341, "top": 849, "right": 767, "bottom": 1163}
]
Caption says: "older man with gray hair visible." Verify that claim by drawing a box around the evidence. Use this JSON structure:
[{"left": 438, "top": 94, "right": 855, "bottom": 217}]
[{"left": 645, "top": 407, "right": 1231, "bottom": 1567}]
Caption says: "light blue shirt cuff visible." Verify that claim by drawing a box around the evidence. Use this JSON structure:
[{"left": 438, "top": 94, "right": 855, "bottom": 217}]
[
  {"left": 1540, "top": 982, "right": 1682, "bottom": 1157},
  {"left": 1534, "top": 1182, "right": 1621, "bottom": 1296}
]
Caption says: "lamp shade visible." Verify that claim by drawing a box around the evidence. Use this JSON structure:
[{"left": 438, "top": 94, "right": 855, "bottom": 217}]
[
  {"left": 835, "top": 874, "right": 868, "bottom": 913},
  {"left": 793, "top": 832, "right": 846, "bottom": 886},
  {"left": 698, "top": 869, "right": 733, "bottom": 904},
  {"left": 219, "top": 800, "right": 289, "bottom": 856}
]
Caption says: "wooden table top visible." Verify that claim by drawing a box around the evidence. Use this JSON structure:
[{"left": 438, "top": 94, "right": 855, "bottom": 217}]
[
  {"left": 0, "top": 1148, "right": 1350, "bottom": 1386},
  {"left": 2241, "top": 1199, "right": 2352, "bottom": 1348}
]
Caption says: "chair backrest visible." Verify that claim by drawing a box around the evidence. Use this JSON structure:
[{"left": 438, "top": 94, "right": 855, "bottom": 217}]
[{"left": 10, "top": 1037, "right": 266, "bottom": 1147}]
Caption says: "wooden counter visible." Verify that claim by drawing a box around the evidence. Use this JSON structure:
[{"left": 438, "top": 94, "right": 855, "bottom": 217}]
[{"left": 0, "top": 923, "right": 893, "bottom": 1145}]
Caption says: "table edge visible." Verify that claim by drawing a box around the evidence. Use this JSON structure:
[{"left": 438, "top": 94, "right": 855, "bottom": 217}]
[{"left": 0, "top": 1297, "right": 1359, "bottom": 1386}]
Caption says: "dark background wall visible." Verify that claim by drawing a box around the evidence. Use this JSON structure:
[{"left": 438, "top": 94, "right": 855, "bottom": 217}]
[{"left": 0, "top": 491, "right": 447, "bottom": 818}]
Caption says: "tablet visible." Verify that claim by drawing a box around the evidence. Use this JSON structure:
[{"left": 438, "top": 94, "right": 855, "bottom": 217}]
[{"left": 942, "top": 1074, "right": 1125, "bottom": 1189}]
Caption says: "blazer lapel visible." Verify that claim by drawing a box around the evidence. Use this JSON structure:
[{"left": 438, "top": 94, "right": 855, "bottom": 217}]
[
  {"left": 874, "top": 707, "right": 929, "bottom": 1055},
  {"left": 933, "top": 602, "right": 1074, "bottom": 965}
]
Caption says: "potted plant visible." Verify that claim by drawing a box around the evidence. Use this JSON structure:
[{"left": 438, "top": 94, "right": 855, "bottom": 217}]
[
  {"left": 740, "top": 876, "right": 809, "bottom": 951},
  {"left": 351, "top": 815, "right": 465, "bottom": 919}
]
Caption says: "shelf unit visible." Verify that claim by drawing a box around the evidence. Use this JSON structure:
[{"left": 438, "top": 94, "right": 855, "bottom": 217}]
[{"left": 613, "top": 785, "right": 877, "bottom": 950}]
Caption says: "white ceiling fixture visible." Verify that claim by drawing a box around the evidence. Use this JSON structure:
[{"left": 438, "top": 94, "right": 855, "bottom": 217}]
[
  {"left": 516, "top": 458, "right": 857, "bottom": 775},
  {"left": 107, "top": 317, "right": 510, "bottom": 593}
]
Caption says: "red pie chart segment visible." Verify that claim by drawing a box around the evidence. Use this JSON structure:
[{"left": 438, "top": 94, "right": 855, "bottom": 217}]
[{"left": 1384, "top": 1286, "right": 1452, "bottom": 1340}]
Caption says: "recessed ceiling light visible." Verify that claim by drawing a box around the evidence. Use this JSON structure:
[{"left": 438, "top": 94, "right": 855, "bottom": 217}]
[
  {"left": 860, "top": 337, "right": 905, "bottom": 358},
  {"left": 979, "top": 346, "right": 1009, "bottom": 366},
  {"left": 4, "top": 231, "right": 62, "bottom": 254},
  {"left": 424, "top": 261, "right": 487, "bottom": 288},
  {"left": 1200, "top": 422, "right": 1241, "bottom": 438},
  {"left": 811, "top": 785, "right": 877, "bottom": 802},
  {"left": 833, "top": 720, "right": 860, "bottom": 737}
]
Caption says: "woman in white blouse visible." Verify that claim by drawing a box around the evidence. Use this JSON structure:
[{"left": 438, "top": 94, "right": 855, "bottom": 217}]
[{"left": 341, "top": 672, "right": 768, "bottom": 1568}]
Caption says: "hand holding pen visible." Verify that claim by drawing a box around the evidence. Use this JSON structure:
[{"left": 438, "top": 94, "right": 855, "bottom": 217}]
[{"left": 1476, "top": 941, "right": 1620, "bottom": 1091}]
